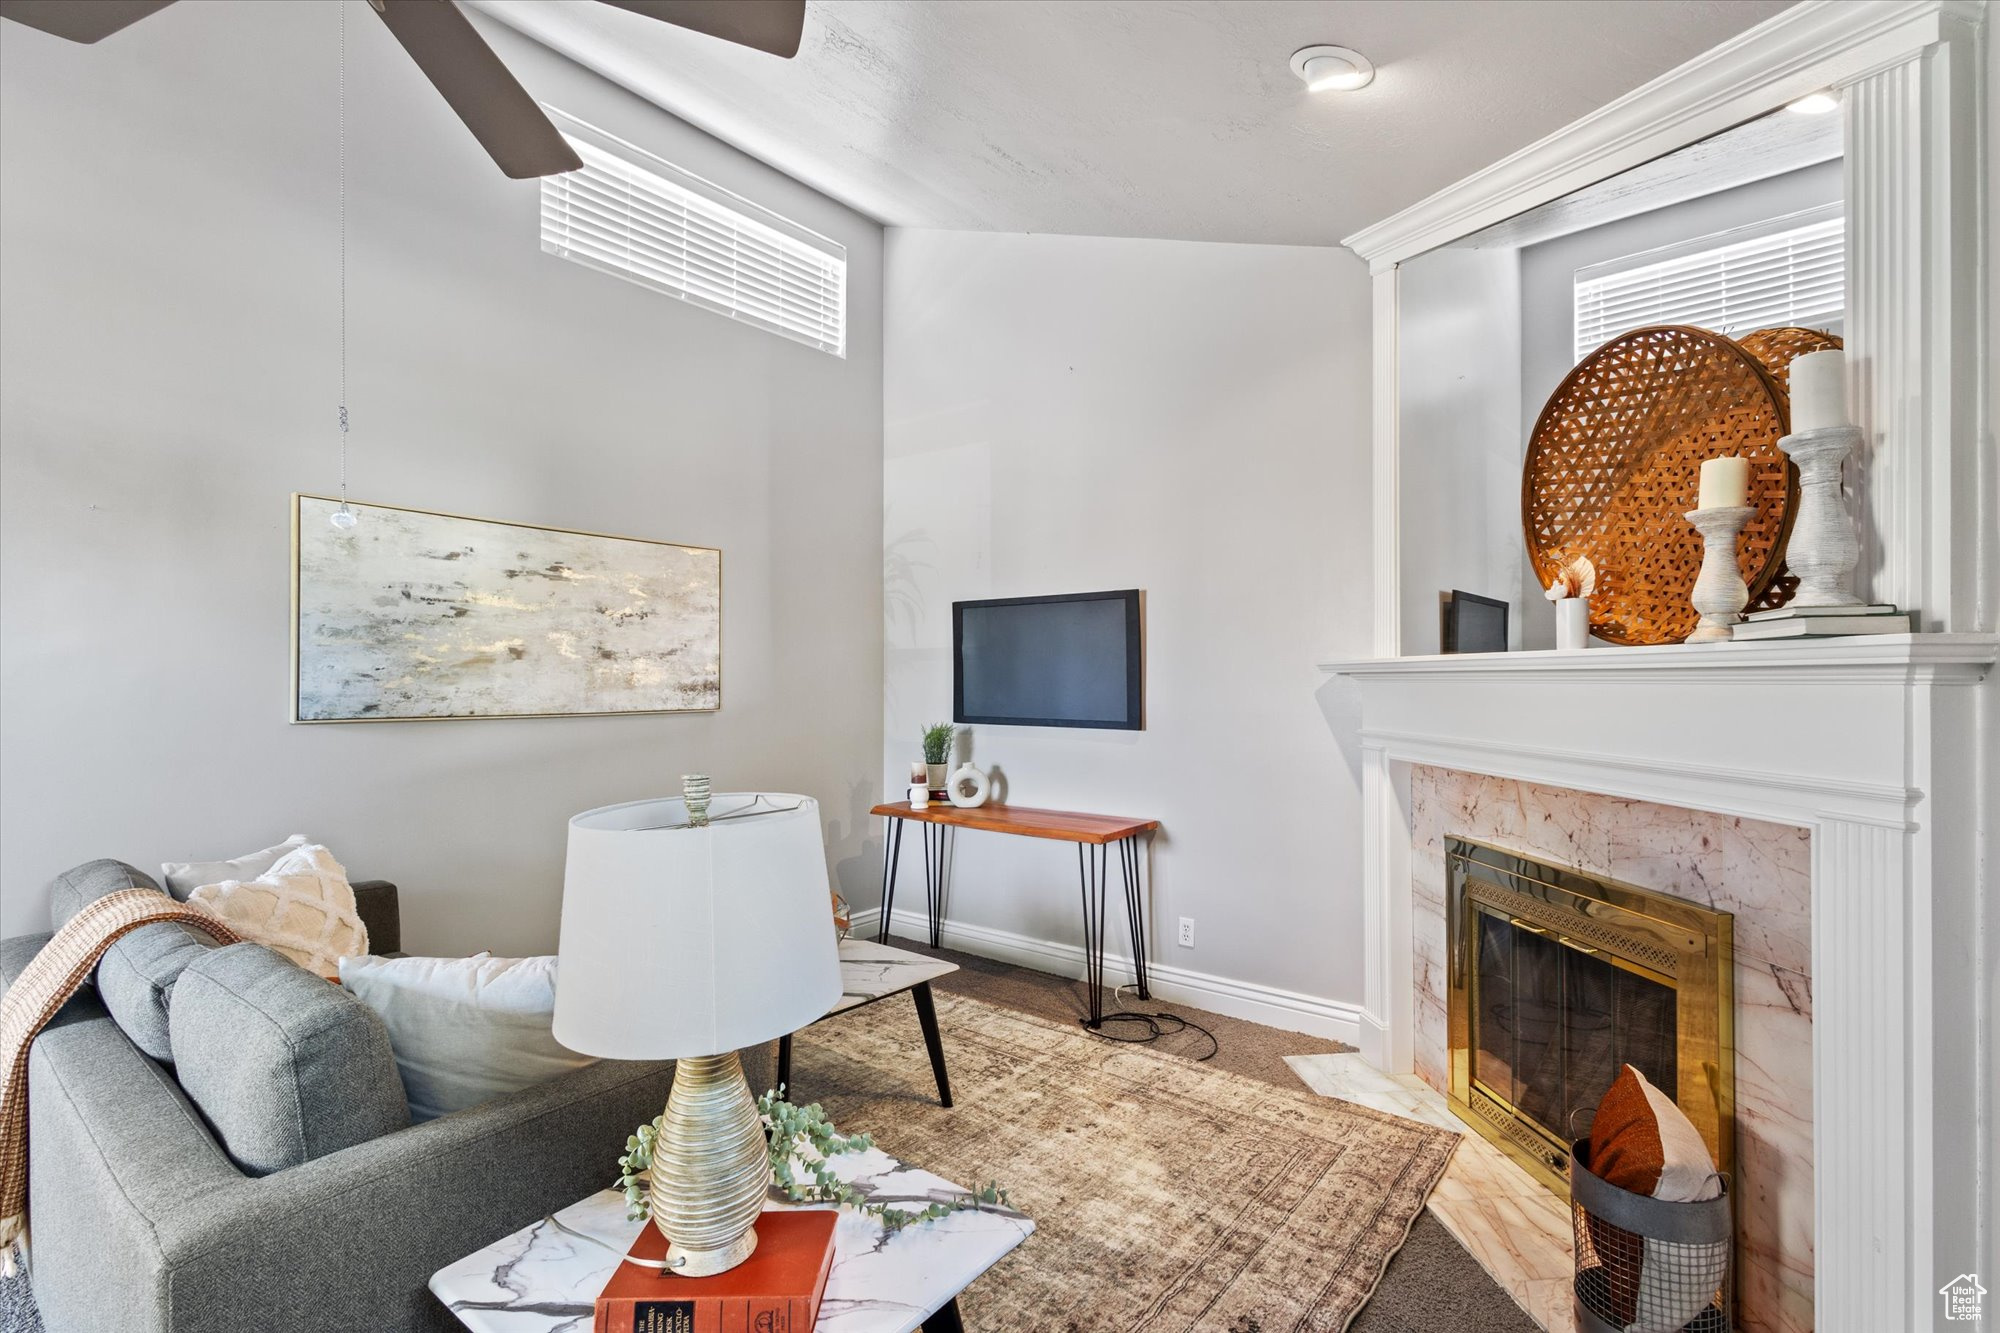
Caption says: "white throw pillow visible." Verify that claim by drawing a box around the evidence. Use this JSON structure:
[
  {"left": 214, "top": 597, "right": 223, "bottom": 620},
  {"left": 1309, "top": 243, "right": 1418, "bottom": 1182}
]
[
  {"left": 337, "top": 954, "right": 597, "bottom": 1122},
  {"left": 187, "top": 843, "right": 367, "bottom": 978},
  {"left": 161, "top": 834, "right": 310, "bottom": 900}
]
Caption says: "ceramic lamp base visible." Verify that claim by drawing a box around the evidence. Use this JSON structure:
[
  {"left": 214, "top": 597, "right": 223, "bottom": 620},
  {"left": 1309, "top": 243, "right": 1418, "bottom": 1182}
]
[{"left": 648, "top": 1052, "right": 768, "bottom": 1277}]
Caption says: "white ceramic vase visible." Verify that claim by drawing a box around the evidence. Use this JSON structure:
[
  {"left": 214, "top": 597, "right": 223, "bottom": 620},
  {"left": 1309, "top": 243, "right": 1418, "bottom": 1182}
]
[
  {"left": 1556, "top": 597, "right": 1591, "bottom": 651},
  {"left": 947, "top": 763, "right": 990, "bottom": 808}
]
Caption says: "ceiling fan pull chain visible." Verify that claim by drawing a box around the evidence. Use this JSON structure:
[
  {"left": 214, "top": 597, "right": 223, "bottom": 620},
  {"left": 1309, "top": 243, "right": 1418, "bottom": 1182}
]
[{"left": 330, "top": 1, "right": 357, "bottom": 532}]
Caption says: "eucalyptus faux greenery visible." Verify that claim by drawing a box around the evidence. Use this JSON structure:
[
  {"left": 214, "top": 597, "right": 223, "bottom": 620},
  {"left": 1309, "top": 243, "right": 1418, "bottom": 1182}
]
[
  {"left": 616, "top": 1088, "right": 1010, "bottom": 1235},
  {"left": 920, "top": 722, "right": 956, "bottom": 765}
]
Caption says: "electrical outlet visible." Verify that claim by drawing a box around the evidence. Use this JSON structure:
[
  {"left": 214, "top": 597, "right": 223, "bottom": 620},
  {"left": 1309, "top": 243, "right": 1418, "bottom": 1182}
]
[{"left": 1178, "top": 917, "right": 1195, "bottom": 948}]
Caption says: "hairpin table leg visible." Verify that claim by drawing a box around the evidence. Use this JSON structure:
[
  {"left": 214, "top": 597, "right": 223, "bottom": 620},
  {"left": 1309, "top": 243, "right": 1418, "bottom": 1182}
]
[
  {"left": 920, "top": 823, "right": 954, "bottom": 948},
  {"left": 1119, "top": 834, "right": 1151, "bottom": 1001},
  {"left": 877, "top": 817, "right": 904, "bottom": 943},
  {"left": 1078, "top": 842, "right": 1110, "bottom": 1028}
]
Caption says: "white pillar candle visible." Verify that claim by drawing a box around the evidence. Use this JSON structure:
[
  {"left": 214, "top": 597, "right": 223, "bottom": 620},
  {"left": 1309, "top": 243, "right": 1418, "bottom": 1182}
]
[
  {"left": 1789, "top": 348, "right": 1849, "bottom": 433},
  {"left": 1698, "top": 456, "right": 1751, "bottom": 509}
]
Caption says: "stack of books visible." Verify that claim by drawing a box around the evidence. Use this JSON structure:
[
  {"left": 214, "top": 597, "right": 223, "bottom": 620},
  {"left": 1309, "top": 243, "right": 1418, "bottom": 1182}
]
[
  {"left": 1730, "top": 604, "right": 1910, "bottom": 641},
  {"left": 594, "top": 1211, "right": 838, "bottom": 1332}
]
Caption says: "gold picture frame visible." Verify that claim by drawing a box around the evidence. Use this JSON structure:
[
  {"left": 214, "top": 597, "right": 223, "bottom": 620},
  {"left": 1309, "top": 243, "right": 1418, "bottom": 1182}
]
[{"left": 290, "top": 494, "right": 721, "bottom": 723}]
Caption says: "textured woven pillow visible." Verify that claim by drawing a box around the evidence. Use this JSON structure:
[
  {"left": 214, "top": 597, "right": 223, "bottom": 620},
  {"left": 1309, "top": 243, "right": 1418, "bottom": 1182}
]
[
  {"left": 338, "top": 954, "right": 598, "bottom": 1121},
  {"left": 188, "top": 844, "right": 367, "bottom": 979},
  {"left": 1587, "top": 1064, "right": 1726, "bottom": 1332},
  {"left": 161, "top": 833, "right": 309, "bottom": 900}
]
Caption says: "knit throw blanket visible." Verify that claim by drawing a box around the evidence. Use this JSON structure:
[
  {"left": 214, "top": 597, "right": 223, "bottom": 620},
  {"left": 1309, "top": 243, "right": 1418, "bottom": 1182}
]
[{"left": 0, "top": 889, "right": 241, "bottom": 1274}]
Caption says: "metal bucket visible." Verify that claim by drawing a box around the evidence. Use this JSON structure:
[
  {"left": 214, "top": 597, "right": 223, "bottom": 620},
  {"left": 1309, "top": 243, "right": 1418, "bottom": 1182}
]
[{"left": 1570, "top": 1138, "right": 1732, "bottom": 1333}]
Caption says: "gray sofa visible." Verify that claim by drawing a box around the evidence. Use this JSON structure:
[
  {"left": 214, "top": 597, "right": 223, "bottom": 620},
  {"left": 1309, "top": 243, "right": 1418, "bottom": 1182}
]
[{"left": 1, "top": 859, "right": 774, "bottom": 1333}]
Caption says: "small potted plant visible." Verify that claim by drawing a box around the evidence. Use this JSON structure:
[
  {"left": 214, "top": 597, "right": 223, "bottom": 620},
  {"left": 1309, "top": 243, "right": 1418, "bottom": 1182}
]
[{"left": 921, "top": 722, "right": 955, "bottom": 794}]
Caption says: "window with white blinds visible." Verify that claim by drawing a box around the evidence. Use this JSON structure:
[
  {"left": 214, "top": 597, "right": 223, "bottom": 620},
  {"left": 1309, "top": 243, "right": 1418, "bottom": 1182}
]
[
  {"left": 540, "top": 114, "right": 846, "bottom": 357},
  {"left": 1572, "top": 206, "right": 1843, "bottom": 361}
]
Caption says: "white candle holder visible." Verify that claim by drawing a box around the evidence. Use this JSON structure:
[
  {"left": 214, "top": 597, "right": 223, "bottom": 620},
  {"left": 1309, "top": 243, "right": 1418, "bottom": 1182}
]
[
  {"left": 1684, "top": 505, "right": 1755, "bottom": 643},
  {"left": 1777, "top": 424, "right": 1864, "bottom": 607}
]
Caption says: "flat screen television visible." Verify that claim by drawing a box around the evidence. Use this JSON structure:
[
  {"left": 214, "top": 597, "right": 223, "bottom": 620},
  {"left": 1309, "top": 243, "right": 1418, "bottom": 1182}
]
[
  {"left": 954, "top": 590, "right": 1142, "bottom": 730},
  {"left": 1441, "top": 589, "right": 1509, "bottom": 654}
]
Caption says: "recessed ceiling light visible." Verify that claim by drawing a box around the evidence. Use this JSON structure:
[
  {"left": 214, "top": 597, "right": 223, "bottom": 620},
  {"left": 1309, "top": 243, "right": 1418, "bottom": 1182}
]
[
  {"left": 1290, "top": 45, "right": 1375, "bottom": 93},
  {"left": 1786, "top": 90, "right": 1840, "bottom": 115}
]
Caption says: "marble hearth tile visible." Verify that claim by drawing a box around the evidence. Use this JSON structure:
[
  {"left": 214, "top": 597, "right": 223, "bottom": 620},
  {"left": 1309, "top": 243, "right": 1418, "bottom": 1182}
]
[
  {"left": 1520, "top": 1277, "right": 1580, "bottom": 1333},
  {"left": 1733, "top": 957, "right": 1815, "bottom": 1333},
  {"left": 1510, "top": 781, "right": 1614, "bottom": 873},
  {"left": 1288, "top": 1054, "right": 1576, "bottom": 1332},
  {"left": 1414, "top": 764, "right": 1529, "bottom": 849},
  {"left": 1609, "top": 815, "right": 1811, "bottom": 976},
  {"left": 1414, "top": 995, "right": 1449, "bottom": 1092}
]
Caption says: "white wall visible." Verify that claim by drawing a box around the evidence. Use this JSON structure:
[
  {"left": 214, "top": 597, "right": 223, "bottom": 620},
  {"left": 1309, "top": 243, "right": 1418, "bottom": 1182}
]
[
  {"left": 1394, "top": 249, "right": 1523, "bottom": 654},
  {"left": 881, "top": 229, "right": 1374, "bottom": 1034},
  {"left": 0, "top": 4, "right": 884, "bottom": 949}
]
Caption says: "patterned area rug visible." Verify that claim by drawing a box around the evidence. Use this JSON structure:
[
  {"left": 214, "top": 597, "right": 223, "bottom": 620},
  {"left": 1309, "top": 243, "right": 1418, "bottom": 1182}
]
[{"left": 791, "top": 992, "right": 1459, "bottom": 1333}]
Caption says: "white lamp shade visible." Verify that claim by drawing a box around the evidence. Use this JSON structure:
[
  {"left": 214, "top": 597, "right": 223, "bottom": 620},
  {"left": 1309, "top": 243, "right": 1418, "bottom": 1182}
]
[{"left": 552, "top": 794, "right": 842, "bottom": 1060}]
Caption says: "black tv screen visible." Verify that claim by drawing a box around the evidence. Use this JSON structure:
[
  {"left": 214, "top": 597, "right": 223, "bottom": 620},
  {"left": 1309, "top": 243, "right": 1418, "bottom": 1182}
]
[
  {"left": 954, "top": 590, "right": 1142, "bottom": 730},
  {"left": 1441, "top": 589, "right": 1508, "bottom": 654}
]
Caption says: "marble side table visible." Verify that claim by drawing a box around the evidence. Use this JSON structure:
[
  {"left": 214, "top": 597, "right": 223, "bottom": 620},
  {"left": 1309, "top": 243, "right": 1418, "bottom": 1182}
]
[
  {"left": 779, "top": 939, "right": 961, "bottom": 1107},
  {"left": 430, "top": 1146, "right": 1031, "bottom": 1333}
]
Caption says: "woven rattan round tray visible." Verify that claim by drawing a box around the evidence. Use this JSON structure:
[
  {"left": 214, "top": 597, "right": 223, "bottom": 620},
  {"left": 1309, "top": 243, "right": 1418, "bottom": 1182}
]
[
  {"left": 1523, "top": 325, "right": 1798, "bottom": 646},
  {"left": 1736, "top": 326, "right": 1843, "bottom": 391}
]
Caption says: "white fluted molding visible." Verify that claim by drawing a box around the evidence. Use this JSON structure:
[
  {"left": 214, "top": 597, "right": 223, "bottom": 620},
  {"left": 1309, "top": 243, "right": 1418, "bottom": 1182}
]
[
  {"left": 1812, "top": 817, "right": 1917, "bottom": 1331},
  {"left": 1842, "top": 12, "right": 1986, "bottom": 630}
]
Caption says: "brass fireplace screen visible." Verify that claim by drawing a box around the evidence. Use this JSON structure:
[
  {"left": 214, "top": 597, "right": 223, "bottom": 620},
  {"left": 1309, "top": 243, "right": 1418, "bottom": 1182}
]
[{"left": 1446, "top": 837, "right": 1734, "bottom": 1196}]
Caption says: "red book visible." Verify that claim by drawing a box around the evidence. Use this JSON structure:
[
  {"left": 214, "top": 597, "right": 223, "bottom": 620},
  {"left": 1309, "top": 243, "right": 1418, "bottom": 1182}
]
[{"left": 594, "top": 1211, "right": 838, "bottom": 1333}]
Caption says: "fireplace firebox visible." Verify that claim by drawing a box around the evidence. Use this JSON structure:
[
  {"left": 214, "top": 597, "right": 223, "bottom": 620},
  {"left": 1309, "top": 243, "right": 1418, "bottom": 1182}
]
[{"left": 1446, "top": 838, "right": 1734, "bottom": 1196}]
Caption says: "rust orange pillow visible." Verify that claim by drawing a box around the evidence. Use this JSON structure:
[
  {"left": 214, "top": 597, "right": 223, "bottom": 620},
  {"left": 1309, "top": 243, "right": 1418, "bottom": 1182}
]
[
  {"left": 1586, "top": 1065, "right": 1725, "bottom": 1331},
  {"left": 1589, "top": 1064, "right": 1720, "bottom": 1202}
]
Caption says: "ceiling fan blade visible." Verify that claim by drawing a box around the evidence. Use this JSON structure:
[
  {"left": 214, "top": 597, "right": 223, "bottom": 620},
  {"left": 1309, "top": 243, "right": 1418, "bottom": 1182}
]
[
  {"left": 371, "top": 0, "right": 581, "bottom": 180},
  {"left": 0, "top": 0, "right": 175, "bottom": 43},
  {"left": 596, "top": 0, "right": 806, "bottom": 59}
]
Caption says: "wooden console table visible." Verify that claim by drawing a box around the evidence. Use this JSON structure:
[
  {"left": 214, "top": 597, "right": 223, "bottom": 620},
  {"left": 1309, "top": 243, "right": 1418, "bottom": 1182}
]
[{"left": 869, "top": 802, "right": 1161, "bottom": 1029}]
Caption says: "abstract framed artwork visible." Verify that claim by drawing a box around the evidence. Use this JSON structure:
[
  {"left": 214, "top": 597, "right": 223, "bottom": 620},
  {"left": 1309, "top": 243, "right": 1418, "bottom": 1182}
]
[{"left": 291, "top": 495, "right": 720, "bottom": 722}]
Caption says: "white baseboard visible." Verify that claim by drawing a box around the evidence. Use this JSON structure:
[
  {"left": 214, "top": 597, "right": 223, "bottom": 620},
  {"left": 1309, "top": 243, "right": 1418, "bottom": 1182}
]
[
  {"left": 1353, "top": 1009, "right": 1389, "bottom": 1068},
  {"left": 846, "top": 907, "right": 1365, "bottom": 1045}
]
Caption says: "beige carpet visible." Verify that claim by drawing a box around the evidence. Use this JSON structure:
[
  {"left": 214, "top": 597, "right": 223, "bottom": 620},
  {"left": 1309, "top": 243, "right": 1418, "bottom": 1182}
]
[{"left": 795, "top": 990, "right": 1459, "bottom": 1333}]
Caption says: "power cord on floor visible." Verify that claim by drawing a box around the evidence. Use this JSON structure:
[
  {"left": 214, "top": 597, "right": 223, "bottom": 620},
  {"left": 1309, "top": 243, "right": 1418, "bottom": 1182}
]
[{"left": 1086, "top": 983, "right": 1219, "bottom": 1061}]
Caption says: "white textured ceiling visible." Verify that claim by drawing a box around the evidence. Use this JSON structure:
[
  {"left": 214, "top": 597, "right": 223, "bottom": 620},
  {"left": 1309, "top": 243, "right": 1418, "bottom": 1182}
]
[{"left": 475, "top": 0, "right": 1793, "bottom": 248}]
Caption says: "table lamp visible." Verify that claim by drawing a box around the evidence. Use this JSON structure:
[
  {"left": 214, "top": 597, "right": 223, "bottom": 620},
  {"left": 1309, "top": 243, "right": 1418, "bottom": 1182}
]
[{"left": 553, "top": 789, "right": 842, "bottom": 1276}]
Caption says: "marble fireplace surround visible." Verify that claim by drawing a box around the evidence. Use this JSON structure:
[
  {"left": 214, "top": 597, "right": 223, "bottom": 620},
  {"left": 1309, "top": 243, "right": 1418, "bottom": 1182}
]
[
  {"left": 1411, "top": 767, "right": 1812, "bottom": 1333},
  {"left": 1323, "top": 636, "right": 1996, "bottom": 1333}
]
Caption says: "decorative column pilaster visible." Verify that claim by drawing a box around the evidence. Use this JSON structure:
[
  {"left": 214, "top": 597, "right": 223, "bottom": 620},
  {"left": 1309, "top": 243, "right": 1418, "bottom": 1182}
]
[{"left": 1841, "top": 10, "right": 1984, "bottom": 631}]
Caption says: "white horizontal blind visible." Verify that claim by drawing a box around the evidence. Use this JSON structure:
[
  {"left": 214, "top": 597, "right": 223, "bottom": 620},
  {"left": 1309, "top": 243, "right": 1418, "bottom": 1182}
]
[
  {"left": 1573, "top": 209, "right": 1843, "bottom": 361},
  {"left": 541, "top": 123, "right": 845, "bottom": 357}
]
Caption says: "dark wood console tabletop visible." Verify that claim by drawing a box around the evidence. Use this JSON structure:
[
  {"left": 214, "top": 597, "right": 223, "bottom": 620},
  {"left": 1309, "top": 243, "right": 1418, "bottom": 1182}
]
[{"left": 870, "top": 802, "right": 1161, "bottom": 1028}]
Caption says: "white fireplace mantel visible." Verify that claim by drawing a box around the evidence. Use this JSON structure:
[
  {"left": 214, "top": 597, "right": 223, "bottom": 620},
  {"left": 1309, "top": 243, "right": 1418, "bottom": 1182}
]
[{"left": 1322, "top": 634, "right": 1996, "bottom": 1333}]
